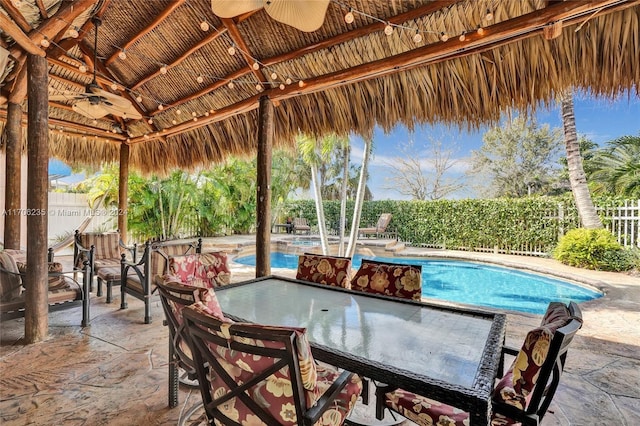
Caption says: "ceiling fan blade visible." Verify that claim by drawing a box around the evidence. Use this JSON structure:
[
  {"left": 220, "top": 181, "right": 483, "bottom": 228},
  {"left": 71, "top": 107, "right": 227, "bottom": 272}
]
[
  {"left": 72, "top": 99, "right": 110, "bottom": 119},
  {"left": 95, "top": 101, "right": 142, "bottom": 120},
  {"left": 264, "top": 0, "right": 330, "bottom": 32},
  {"left": 210, "top": 0, "right": 262, "bottom": 18},
  {"left": 49, "top": 92, "right": 89, "bottom": 102},
  {"left": 89, "top": 86, "right": 134, "bottom": 109}
]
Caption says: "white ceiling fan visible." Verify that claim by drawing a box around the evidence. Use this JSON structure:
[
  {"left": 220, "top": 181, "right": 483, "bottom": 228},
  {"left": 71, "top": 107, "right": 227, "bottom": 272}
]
[
  {"left": 210, "top": 0, "right": 330, "bottom": 32},
  {"left": 49, "top": 17, "right": 142, "bottom": 120}
]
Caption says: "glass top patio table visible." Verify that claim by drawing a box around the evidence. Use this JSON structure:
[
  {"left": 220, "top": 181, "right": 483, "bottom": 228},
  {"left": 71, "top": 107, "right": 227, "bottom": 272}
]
[{"left": 214, "top": 276, "right": 506, "bottom": 425}]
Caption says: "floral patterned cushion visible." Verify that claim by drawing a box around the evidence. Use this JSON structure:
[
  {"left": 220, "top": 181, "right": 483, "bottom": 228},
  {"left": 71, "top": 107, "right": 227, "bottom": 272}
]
[
  {"left": 296, "top": 254, "right": 352, "bottom": 288},
  {"left": 168, "top": 252, "right": 230, "bottom": 288},
  {"left": 351, "top": 259, "right": 422, "bottom": 300},
  {"left": 200, "top": 252, "right": 231, "bottom": 286},
  {"left": 187, "top": 302, "right": 362, "bottom": 426},
  {"left": 383, "top": 388, "right": 469, "bottom": 426},
  {"left": 492, "top": 303, "right": 571, "bottom": 419}
]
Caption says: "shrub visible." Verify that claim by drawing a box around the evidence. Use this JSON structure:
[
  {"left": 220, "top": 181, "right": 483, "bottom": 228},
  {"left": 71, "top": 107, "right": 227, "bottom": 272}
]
[{"left": 553, "top": 228, "right": 632, "bottom": 271}]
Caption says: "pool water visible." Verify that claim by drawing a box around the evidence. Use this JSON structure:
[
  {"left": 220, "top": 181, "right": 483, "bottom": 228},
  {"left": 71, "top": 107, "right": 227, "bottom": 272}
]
[{"left": 233, "top": 253, "right": 602, "bottom": 314}]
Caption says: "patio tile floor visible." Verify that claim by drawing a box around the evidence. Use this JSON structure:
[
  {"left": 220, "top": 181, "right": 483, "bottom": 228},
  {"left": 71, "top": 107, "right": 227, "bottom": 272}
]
[{"left": 1, "top": 238, "right": 639, "bottom": 425}]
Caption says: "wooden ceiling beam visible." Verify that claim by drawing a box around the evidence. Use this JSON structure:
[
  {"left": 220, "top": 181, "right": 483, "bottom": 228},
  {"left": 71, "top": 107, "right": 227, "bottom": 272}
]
[
  {"left": 105, "top": 0, "right": 185, "bottom": 66},
  {"left": 0, "top": 108, "right": 126, "bottom": 140},
  {"left": 147, "top": 0, "right": 460, "bottom": 115},
  {"left": 131, "top": 28, "right": 227, "bottom": 91},
  {"left": 0, "top": 13, "right": 46, "bottom": 56},
  {"left": 0, "top": 0, "right": 32, "bottom": 33},
  {"left": 131, "top": 0, "right": 634, "bottom": 144},
  {"left": 221, "top": 18, "right": 266, "bottom": 84},
  {"left": 35, "top": 0, "right": 49, "bottom": 19},
  {"left": 47, "top": 0, "right": 112, "bottom": 59}
]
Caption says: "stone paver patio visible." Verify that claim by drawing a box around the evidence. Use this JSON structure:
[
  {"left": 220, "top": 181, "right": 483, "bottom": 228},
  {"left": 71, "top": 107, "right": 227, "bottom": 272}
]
[{"left": 1, "top": 236, "right": 638, "bottom": 425}]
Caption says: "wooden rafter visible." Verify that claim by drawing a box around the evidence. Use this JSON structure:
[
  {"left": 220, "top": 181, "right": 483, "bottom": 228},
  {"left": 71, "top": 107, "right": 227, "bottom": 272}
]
[
  {"left": 221, "top": 17, "right": 265, "bottom": 84},
  {"left": 0, "top": 0, "right": 32, "bottom": 33},
  {"left": 47, "top": 0, "right": 112, "bottom": 59},
  {"left": 104, "top": 0, "right": 186, "bottom": 66},
  {"left": 35, "top": 0, "right": 49, "bottom": 19},
  {"left": 131, "top": 29, "right": 228, "bottom": 90},
  {"left": 0, "top": 12, "right": 46, "bottom": 56},
  {"left": 148, "top": 0, "right": 460, "bottom": 115},
  {"left": 0, "top": 108, "right": 126, "bottom": 140},
  {"left": 133, "top": 0, "right": 635, "bottom": 144}
]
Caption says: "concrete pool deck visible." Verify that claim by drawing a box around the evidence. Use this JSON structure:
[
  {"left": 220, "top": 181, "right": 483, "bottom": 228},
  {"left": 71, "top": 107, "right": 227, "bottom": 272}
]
[{"left": 1, "top": 235, "right": 639, "bottom": 425}]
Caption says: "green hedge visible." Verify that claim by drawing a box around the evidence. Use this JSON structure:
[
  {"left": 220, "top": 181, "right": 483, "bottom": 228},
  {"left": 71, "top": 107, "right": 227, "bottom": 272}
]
[{"left": 284, "top": 196, "right": 582, "bottom": 255}]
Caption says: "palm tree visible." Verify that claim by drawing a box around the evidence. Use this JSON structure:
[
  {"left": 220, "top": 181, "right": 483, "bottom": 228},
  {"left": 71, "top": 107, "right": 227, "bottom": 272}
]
[
  {"left": 560, "top": 89, "right": 602, "bottom": 228},
  {"left": 345, "top": 137, "right": 373, "bottom": 257},
  {"left": 589, "top": 135, "right": 640, "bottom": 197}
]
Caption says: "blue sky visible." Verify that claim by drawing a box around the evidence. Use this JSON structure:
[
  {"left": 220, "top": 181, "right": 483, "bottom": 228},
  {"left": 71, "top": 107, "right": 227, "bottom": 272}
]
[{"left": 350, "top": 93, "right": 640, "bottom": 200}]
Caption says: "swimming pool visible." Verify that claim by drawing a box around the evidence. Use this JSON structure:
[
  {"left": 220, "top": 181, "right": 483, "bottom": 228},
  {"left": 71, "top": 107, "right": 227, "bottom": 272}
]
[{"left": 233, "top": 253, "right": 602, "bottom": 314}]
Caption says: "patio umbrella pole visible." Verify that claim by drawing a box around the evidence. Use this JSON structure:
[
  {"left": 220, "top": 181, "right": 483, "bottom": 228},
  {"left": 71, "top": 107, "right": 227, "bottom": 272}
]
[
  {"left": 25, "top": 53, "right": 49, "bottom": 343},
  {"left": 255, "top": 95, "right": 273, "bottom": 277}
]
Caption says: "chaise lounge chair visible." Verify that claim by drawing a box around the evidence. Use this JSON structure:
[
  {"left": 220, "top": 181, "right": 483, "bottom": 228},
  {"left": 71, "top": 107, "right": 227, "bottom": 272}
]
[
  {"left": 358, "top": 213, "right": 396, "bottom": 239},
  {"left": 293, "top": 217, "right": 311, "bottom": 234}
]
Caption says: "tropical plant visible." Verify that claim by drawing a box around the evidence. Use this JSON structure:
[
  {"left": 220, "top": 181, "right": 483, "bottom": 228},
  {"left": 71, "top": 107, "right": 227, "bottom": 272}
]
[
  {"left": 589, "top": 135, "right": 640, "bottom": 198},
  {"left": 553, "top": 228, "right": 632, "bottom": 271},
  {"left": 560, "top": 90, "right": 602, "bottom": 228}
]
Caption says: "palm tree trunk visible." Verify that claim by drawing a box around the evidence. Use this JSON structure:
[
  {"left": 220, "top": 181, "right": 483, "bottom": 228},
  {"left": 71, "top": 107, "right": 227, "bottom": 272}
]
[
  {"left": 346, "top": 138, "right": 372, "bottom": 257},
  {"left": 311, "top": 165, "right": 330, "bottom": 254},
  {"left": 561, "top": 89, "right": 603, "bottom": 229},
  {"left": 338, "top": 144, "right": 350, "bottom": 256}
]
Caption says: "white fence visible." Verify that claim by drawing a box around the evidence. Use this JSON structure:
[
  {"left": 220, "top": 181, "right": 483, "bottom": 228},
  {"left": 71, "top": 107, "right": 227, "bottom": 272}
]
[
  {"left": 47, "top": 192, "right": 115, "bottom": 245},
  {"left": 597, "top": 199, "right": 640, "bottom": 248}
]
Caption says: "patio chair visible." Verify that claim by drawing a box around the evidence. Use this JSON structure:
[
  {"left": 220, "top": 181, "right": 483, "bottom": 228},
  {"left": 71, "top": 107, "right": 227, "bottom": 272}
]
[
  {"left": 375, "top": 301, "right": 583, "bottom": 426},
  {"left": 357, "top": 213, "right": 394, "bottom": 239},
  {"left": 120, "top": 238, "right": 201, "bottom": 324},
  {"left": 182, "top": 300, "right": 364, "bottom": 426},
  {"left": 293, "top": 217, "right": 311, "bottom": 234},
  {"left": 351, "top": 259, "right": 422, "bottom": 301},
  {"left": 74, "top": 230, "right": 136, "bottom": 302},
  {"left": 296, "top": 253, "right": 352, "bottom": 288},
  {"left": 1, "top": 247, "right": 94, "bottom": 326}
]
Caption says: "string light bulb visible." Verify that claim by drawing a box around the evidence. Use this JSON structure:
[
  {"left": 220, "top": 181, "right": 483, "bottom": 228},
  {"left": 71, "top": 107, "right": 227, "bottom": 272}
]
[
  {"left": 40, "top": 38, "right": 50, "bottom": 47},
  {"left": 176, "top": 109, "right": 181, "bottom": 115},
  {"left": 118, "top": 50, "right": 127, "bottom": 60},
  {"left": 227, "top": 81, "right": 235, "bottom": 89},
  {"left": 196, "top": 75, "right": 204, "bottom": 83},
  {"left": 148, "top": 118, "right": 153, "bottom": 124},
  {"left": 270, "top": 72, "right": 278, "bottom": 80},
  {"left": 298, "top": 80, "right": 305, "bottom": 87},
  {"left": 172, "top": 119, "right": 177, "bottom": 125},
  {"left": 192, "top": 117, "right": 197, "bottom": 122},
  {"left": 158, "top": 104, "right": 164, "bottom": 111},
  {"left": 413, "top": 31, "right": 423, "bottom": 43},
  {"left": 78, "top": 64, "right": 87, "bottom": 73},
  {"left": 384, "top": 23, "right": 394, "bottom": 36},
  {"left": 160, "top": 65, "right": 168, "bottom": 74},
  {"left": 485, "top": 9, "right": 494, "bottom": 21},
  {"left": 477, "top": 26, "right": 485, "bottom": 35},
  {"left": 228, "top": 46, "right": 236, "bottom": 56},
  {"left": 459, "top": 32, "right": 466, "bottom": 42},
  {"left": 279, "top": 83, "right": 285, "bottom": 90},
  {"left": 440, "top": 32, "right": 449, "bottom": 42},
  {"left": 69, "top": 27, "right": 79, "bottom": 38},
  {"left": 255, "top": 83, "right": 263, "bottom": 91},
  {"left": 252, "top": 62, "right": 260, "bottom": 70},
  {"left": 111, "top": 83, "right": 118, "bottom": 91},
  {"left": 344, "top": 10, "right": 354, "bottom": 24},
  {"left": 285, "top": 78, "right": 292, "bottom": 85},
  {"left": 192, "top": 111, "right": 197, "bottom": 117},
  {"left": 200, "top": 21, "right": 210, "bottom": 31},
  {"left": 136, "top": 95, "right": 143, "bottom": 102}
]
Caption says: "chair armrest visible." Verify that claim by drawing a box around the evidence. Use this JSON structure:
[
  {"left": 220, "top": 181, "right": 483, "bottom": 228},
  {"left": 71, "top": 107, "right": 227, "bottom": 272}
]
[
  {"left": 119, "top": 239, "right": 138, "bottom": 262},
  {"left": 304, "top": 370, "right": 357, "bottom": 424}
]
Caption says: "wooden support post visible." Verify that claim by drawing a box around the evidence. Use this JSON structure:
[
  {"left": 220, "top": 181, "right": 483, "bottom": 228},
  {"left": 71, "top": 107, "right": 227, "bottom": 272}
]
[
  {"left": 255, "top": 96, "right": 273, "bottom": 277},
  {"left": 4, "top": 102, "right": 22, "bottom": 249},
  {"left": 118, "top": 143, "right": 129, "bottom": 243},
  {"left": 25, "top": 54, "right": 49, "bottom": 343}
]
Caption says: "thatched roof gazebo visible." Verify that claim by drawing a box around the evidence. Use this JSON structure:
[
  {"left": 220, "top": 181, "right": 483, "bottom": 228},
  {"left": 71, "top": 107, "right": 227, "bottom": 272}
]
[{"left": 1, "top": 0, "right": 639, "bottom": 340}]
